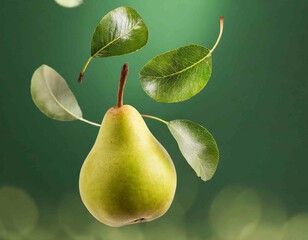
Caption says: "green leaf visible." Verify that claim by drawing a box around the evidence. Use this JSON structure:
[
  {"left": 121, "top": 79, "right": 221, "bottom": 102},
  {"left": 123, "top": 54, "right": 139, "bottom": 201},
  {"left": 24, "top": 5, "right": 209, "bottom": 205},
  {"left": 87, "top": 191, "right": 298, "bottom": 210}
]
[
  {"left": 140, "top": 44, "right": 212, "bottom": 103},
  {"left": 91, "top": 6, "right": 148, "bottom": 58},
  {"left": 31, "top": 65, "right": 83, "bottom": 121},
  {"left": 167, "top": 119, "right": 219, "bottom": 181}
]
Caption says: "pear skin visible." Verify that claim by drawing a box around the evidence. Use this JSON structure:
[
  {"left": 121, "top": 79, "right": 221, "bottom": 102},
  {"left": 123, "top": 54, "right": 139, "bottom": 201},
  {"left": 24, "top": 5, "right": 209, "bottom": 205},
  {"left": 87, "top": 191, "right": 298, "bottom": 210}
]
[{"left": 79, "top": 105, "right": 177, "bottom": 227}]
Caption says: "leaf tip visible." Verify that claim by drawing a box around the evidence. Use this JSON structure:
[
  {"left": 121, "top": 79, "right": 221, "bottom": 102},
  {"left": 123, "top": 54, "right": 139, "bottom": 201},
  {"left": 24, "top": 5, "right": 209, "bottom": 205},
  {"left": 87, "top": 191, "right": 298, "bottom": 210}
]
[{"left": 38, "top": 64, "right": 47, "bottom": 70}]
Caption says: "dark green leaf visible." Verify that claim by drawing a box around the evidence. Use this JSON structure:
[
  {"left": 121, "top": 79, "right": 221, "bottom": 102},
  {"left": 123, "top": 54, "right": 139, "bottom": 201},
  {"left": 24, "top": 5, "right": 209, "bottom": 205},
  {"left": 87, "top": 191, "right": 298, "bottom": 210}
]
[
  {"left": 140, "top": 44, "right": 212, "bottom": 103},
  {"left": 168, "top": 119, "right": 219, "bottom": 181},
  {"left": 31, "top": 65, "right": 82, "bottom": 121},
  {"left": 91, "top": 6, "right": 148, "bottom": 58}
]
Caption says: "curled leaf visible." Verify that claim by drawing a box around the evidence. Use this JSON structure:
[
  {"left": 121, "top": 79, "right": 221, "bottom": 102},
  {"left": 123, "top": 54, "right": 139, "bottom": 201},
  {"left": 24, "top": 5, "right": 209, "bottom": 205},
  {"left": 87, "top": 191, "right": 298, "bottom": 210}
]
[
  {"left": 168, "top": 119, "right": 219, "bottom": 181},
  {"left": 31, "top": 65, "right": 82, "bottom": 121},
  {"left": 140, "top": 45, "right": 212, "bottom": 103}
]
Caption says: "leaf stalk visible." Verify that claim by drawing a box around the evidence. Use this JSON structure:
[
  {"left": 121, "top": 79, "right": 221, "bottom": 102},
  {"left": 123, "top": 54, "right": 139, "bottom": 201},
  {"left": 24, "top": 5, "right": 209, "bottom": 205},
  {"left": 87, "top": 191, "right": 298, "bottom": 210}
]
[
  {"left": 78, "top": 56, "right": 93, "bottom": 83},
  {"left": 141, "top": 114, "right": 169, "bottom": 125},
  {"left": 210, "top": 16, "right": 224, "bottom": 54}
]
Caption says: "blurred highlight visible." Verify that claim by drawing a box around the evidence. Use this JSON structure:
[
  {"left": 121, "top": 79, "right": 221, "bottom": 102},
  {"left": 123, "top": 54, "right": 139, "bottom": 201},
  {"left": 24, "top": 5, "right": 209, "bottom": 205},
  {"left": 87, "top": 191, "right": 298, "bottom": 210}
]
[
  {"left": 0, "top": 185, "right": 307, "bottom": 239},
  {"left": 0, "top": 187, "right": 39, "bottom": 239},
  {"left": 54, "top": 0, "right": 83, "bottom": 8}
]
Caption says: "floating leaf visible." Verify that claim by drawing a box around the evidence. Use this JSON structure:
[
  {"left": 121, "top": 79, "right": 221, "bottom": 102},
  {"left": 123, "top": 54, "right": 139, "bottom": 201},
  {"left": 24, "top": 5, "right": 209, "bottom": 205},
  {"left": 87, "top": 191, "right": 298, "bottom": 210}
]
[
  {"left": 140, "top": 17, "right": 224, "bottom": 103},
  {"left": 91, "top": 6, "right": 148, "bottom": 58},
  {"left": 31, "top": 64, "right": 82, "bottom": 121},
  {"left": 78, "top": 6, "right": 148, "bottom": 82},
  {"left": 140, "top": 44, "right": 212, "bottom": 103},
  {"left": 167, "top": 119, "right": 219, "bottom": 181},
  {"left": 54, "top": 0, "right": 83, "bottom": 8}
]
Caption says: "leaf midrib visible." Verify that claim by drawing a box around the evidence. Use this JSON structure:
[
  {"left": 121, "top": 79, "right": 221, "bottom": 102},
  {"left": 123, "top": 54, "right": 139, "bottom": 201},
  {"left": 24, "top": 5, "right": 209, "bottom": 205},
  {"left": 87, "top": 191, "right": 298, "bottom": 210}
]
[
  {"left": 143, "top": 50, "right": 211, "bottom": 80},
  {"left": 43, "top": 68, "right": 82, "bottom": 121},
  {"left": 92, "top": 18, "right": 143, "bottom": 57}
]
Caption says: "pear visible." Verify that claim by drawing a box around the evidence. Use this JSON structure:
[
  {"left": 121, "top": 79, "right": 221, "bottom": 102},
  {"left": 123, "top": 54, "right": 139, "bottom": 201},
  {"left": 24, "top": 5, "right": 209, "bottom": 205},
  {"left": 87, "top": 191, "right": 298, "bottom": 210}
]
[{"left": 79, "top": 64, "right": 177, "bottom": 227}]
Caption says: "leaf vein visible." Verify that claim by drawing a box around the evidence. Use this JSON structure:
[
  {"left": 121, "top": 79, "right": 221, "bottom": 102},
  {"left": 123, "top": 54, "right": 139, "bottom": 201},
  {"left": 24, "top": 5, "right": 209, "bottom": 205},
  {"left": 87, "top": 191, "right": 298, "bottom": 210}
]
[
  {"left": 144, "top": 51, "right": 211, "bottom": 80},
  {"left": 92, "top": 19, "right": 143, "bottom": 58},
  {"left": 43, "top": 71, "right": 100, "bottom": 127}
]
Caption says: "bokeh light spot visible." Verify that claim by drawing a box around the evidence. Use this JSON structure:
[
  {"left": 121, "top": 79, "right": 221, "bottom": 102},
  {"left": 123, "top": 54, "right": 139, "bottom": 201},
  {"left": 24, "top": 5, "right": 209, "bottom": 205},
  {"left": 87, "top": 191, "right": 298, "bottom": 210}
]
[
  {"left": 209, "top": 185, "right": 262, "bottom": 240},
  {"left": 0, "top": 186, "right": 39, "bottom": 237}
]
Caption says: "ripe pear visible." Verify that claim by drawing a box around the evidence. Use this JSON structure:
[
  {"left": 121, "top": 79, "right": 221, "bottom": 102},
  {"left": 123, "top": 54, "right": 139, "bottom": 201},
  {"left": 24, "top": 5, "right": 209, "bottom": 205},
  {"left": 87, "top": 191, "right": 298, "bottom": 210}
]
[{"left": 79, "top": 64, "right": 177, "bottom": 227}]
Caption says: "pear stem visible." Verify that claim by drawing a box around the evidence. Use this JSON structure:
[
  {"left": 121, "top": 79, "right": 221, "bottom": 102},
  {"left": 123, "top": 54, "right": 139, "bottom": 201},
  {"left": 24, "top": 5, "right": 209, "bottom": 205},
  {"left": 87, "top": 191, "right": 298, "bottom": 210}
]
[
  {"left": 117, "top": 63, "right": 129, "bottom": 108},
  {"left": 78, "top": 56, "right": 93, "bottom": 83},
  {"left": 142, "top": 114, "right": 169, "bottom": 125}
]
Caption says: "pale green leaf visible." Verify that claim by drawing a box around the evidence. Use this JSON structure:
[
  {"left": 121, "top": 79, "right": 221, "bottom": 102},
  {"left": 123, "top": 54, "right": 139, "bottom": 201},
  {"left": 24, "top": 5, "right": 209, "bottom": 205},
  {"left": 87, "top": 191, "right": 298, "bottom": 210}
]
[
  {"left": 54, "top": 0, "right": 83, "bottom": 8},
  {"left": 31, "top": 65, "right": 82, "bottom": 121},
  {"left": 168, "top": 119, "right": 219, "bottom": 181}
]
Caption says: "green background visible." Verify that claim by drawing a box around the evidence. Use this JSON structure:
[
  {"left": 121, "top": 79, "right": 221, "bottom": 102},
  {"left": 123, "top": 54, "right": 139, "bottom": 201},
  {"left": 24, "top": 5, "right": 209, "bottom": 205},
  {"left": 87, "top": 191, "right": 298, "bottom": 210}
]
[{"left": 0, "top": 0, "right": 307, "bottom": 239}]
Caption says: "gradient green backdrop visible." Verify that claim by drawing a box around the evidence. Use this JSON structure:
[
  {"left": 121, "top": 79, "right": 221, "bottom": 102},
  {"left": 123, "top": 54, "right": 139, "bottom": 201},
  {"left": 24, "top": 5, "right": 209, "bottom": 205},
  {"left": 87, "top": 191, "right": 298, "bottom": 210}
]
[{"left": 0, "top": 0, "right": 307, "bottom": 239}]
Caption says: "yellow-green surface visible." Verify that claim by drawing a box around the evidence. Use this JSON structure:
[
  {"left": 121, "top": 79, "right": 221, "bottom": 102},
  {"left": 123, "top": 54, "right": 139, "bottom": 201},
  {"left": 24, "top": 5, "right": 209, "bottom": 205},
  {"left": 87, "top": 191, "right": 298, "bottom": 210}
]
[
  {"left": 80, "top": 105, "right": 176, "bottom": 227},
  {"left": 0, "top": 0, "right": 307, "bottom": 239}
]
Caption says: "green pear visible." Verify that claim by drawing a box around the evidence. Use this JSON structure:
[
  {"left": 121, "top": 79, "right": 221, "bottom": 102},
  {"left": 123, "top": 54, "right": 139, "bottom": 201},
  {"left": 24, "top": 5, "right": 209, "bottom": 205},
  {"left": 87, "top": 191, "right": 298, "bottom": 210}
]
[{"left": 79, "top": 64, "right": 177, "bottom": 227}]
